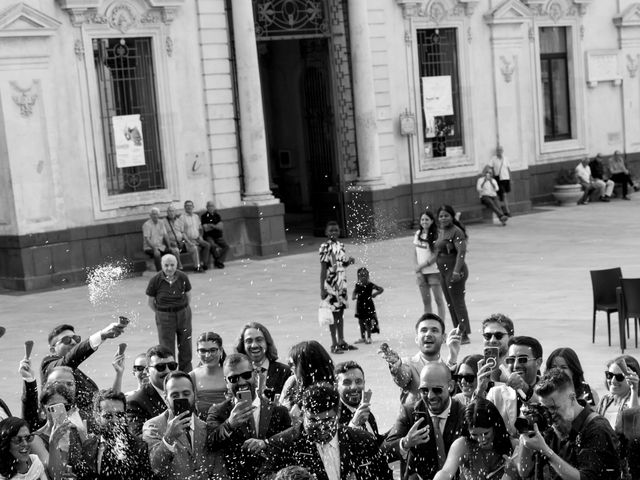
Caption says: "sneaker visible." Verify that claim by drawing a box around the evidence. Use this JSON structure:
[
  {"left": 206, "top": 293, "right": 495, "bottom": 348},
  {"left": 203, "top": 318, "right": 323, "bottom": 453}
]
[
  {"left": 194, "top": 266, "right": 203, "bottom": 273},
  {"left": 214, "top": 261, "right": 225, "bottom": 269},
  {"left": 599, "top": 196, "right": 610, "bottom": 202},
  {"left": 577, "top": 200, "right": 586, "bottom": 205},
  {"left": 365, "top": 337, "right": 372, "bottom": 344},
  {"left": 201, "top": 263, "right": 209, "bottom": 271},
  {"left": 330, "top": 345, "right": 344, "bottom": 354},
  {"left": 623, "top": 195, "right": 631, "bottom": 200},
  {"left": 339, "top": 342, "right": 358, "bottom": 351},
  {"left": 499, "top": 215, "right": 508, "bottom": 226}
]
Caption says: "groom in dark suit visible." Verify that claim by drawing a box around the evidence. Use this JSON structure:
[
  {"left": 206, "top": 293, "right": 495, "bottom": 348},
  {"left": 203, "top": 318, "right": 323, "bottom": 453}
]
[
  {"left": 206, "top": 353, "right": 291, "bottom": 480},
  {"left": 385, "top": 362, "right": 467, "bottom": 480},
  {"left": 259, "top": 383, "right": 392, "bottom": 480}
]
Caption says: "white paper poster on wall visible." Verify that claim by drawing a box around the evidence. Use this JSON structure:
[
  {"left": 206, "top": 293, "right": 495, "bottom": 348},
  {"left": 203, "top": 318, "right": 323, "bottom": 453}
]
[
  {"left": 422, "top": 76, "right": 453, "bottom": 119},
  {"left": 112, "top": 114, "right": 145, "bottom": 168}
]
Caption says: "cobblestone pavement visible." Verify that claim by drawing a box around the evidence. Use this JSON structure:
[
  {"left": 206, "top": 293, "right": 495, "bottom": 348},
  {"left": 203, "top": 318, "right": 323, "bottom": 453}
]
[{"left": 1, "top": 199, "right": 640, "bottom": 433}]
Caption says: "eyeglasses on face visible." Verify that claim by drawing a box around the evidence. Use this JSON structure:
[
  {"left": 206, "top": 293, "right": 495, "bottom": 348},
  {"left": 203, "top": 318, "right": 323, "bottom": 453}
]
[
  {"left": 505, "top": 356, "right": 532, "bottom": 366},
  {"left": 100, "top": 411, "right": 127, "bottom": 421},
  {"left": 605, "top": 371, "right": 626, "bottom": 382},
  {"left": 226, "top": 371, "right": 253, "bottom": 384},
  {"left": 11, "top": 434, "right": 35, "bottom": 445},
  {"left": 483, "top": 332, "right": 506, "bottom": 341},
  {"left": 149, "top": 362, "right": 178, "bottom": 372},
  {"left": 132, "top": 365, "right": 146, "bottom": 372},
  {"left": 197, "top": 348, "right": 219, "bottom": 355},
  {"left": 419, "top": 386, "right": 444, "bottom": 395},
  {"left": 54, "top": 335, "right": 81, "bottom": 346},
  {"left": 454, "top": 374, "right": 477, "bottom": 383}
]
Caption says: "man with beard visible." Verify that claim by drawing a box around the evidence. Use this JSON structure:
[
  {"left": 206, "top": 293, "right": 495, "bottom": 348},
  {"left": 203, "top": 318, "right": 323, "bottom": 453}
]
[
  {"left": 385, "top": 362, "right": 467, "bottom": 480},
  {"left": 74, "top": 389, "right": 153, "bottom": 480},
  {"left": 260, "top": 383, "right": 392, "bottom": 480},
  {"left": 143, "top": 371, "right": 226, "bottom": 479},
  {"left": 235, "top": 322, "right": 291, "bottom": 400},
  {"left": 382, "top": 313, "right": 460, "bottom": 405},
  {"left": 517, "top": 368, "right": 621, "bottom": 480},
  {"left": 334, "top": 361, "right": 384, "bottom": 444},
  {"left": 206, "top": 353, "right": 290, "bottom": 480},
  {"left": 476, "top": 336, "right": 543, "bottom": 436},
  {"left": 127, "top": 345, "right": 177, "bottom": 436},
  {"left": 481, "top": 313, "right": 515, "bottom": 384}
]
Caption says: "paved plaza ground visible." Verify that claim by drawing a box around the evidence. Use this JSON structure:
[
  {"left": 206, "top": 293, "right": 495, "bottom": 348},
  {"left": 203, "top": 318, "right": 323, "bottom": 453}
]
[{"left": 1, "top": 198, "right": 639, "bottom": 433}]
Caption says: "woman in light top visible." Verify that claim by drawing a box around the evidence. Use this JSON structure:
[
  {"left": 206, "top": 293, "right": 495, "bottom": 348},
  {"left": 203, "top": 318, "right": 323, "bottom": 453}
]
[
  {"left": 596, "top": 355, "right": 639, "bottom": 428},
  {"left": 189, "top": 331, "right": 228, "bottom": 420},
  {"left": 414, "top": 210, "right": 446, "bottom": 319},
  {"left": 0, "top": 417, "right": 48, "bottom": 480}
]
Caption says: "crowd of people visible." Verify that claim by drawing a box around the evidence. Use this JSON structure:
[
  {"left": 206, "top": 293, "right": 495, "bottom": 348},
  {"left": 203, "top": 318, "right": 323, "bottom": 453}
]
[
  {"left": 576, "top": 151, "right": 639, "bottom": 204},
  {"left": 1, "top": 200, "right": 639, "bottom": 480}
]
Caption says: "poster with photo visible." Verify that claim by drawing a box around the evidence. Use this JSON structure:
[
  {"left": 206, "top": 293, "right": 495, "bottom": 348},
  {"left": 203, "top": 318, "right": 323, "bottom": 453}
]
[
  {"left": 422, "top": 75, "right": 453, "bottom": 119},
  {"left": 112, "top": 114, "right": 145, "bottom": 168}
]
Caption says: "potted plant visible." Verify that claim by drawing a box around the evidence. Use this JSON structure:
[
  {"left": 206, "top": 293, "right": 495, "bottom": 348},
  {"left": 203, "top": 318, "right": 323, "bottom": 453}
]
[{"left": 552, "top": 167, "right": 583, "bottom": 205}]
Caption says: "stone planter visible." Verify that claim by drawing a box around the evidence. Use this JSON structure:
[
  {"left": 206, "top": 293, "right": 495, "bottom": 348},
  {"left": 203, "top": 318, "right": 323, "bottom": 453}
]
[{"left": 553, "top": 184, "right": 583, "bottom": 205}]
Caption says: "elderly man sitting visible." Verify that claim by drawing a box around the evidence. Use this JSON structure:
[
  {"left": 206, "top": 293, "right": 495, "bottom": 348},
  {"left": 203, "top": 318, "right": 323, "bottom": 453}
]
[{"left": 142, "top": 207, "right": 170, "bottom": 271}]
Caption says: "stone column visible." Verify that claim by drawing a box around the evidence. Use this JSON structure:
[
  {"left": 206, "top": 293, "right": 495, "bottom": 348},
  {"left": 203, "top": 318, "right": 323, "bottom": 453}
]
[
  {"left": 230, "top": 0, "right": 275, "bottom": 203},
  {"left": 348, "top": 0, "right": 383, "bottom": 187}
]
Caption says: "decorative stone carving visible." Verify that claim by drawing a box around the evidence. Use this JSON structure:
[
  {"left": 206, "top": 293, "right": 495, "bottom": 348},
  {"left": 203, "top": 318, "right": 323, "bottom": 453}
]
[
  {"left": 395, "top": 0, "right": 480, "bottom": 19},
  {"left": 523, "top": 0, "right": 591, "bottom": 18},
  {"left": 0, "top": 3, "right": 61, "bottom": 37},
  {"left": 467, "top": 26, "right": 472, "bottom": 43},
  {"left": 165, "top": 36, "right": 173, "bottom": 57},
  {"left": 74, "top": 39, "right": 85, "bottom": 59},
  {"left": 613, "top": 4, "right": 640, "bottom": 29},
  {"left": 109, "top": 3, "right": 137, "bottom": 32},
  {"left": 56, "top": 0, "right": 184, "bottom": 27},
  {"left": 500, "top": 56, "right": 515, "bottom": 82},
  {"left": 628, "top": 54, "right": 639, "bottom": 78},
  {"left": 11, "top": 80, "right": 39, "bottom": 117},
  {"left": 483, "top": 0, "right": 532, "bottom": 26}
]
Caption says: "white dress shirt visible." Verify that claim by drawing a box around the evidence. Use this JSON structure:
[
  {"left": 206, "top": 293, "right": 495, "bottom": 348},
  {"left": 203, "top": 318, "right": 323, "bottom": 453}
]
[{"left": 316, "top": 433, "right": 341, "bottom": 480}]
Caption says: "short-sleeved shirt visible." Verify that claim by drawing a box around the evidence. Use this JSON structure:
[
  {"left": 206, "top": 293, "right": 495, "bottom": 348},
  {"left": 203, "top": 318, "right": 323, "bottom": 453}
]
[
  {"left": 146, "top": 271, "right": 191, "bottom": 309},
  {"left": 201, "top": 211, "right": 222, "bottom": 240},
  {"left": 181, "top": 213, "right": 201, "bottom": 241},
  {"left": 142, "top": 219, "right": 167, "bottom": 250}
]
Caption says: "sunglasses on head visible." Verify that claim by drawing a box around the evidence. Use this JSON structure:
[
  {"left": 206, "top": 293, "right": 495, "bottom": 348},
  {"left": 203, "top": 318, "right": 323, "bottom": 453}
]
[
  {"left": 149, "top": 362, "right": 178, "bottom": 372},
  {"left": 132, "top": 365, "right": 146, "bottom": 372},
  {"left": 226, "top": 371, "right": 253, "bottom": 384},
  {"left": 11, "top": 434, "right": 34, "bottom": 445},
  {"left": 483, "top": 332, "right": 506, "bottom": 341},
  {"left": 505, "top": 355, "right": 532, "bottom": 366},
  {"left": 605, "top": 371, "right": 626, "bottom": 382},
  {"left": 54, "top": 335, "right": 81, "bottom": 346},
  {"left": 454, "top": 374, "right": 477, "bottom": 383},
  {"left": 419, "top": 386, "right": 444, "bottom": 395}
]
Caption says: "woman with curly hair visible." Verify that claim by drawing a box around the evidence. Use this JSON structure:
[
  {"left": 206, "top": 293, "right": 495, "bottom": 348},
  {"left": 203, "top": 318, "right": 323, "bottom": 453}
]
[
  {"left": 414, "top": 209, "right": 446, "bottom": 319},
  {"left": 0, "top": 417, "right": 48, "bottom": 480},
  {"left": 434, "top": 399, "right": 518, "bottom": 480}
]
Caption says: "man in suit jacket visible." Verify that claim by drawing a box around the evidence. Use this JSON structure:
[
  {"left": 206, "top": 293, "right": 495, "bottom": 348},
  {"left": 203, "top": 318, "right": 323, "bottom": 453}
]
[
  {"left": 143, "top": 371, "right": 227, "bottom": 480},
  {"left": 334, "top": 360, "right": 384, "bottom": 444},
  {"left": 385, "top": 362, "right": 467, "bottom": 480},
  {"left": 235, "top": 322, "right": 292, "bottom": 400},
  {"left": 260, "top": 383, "right": 392, "bottom": 480},
  {"left": 207, "top": 353, "right": 291, "bottom": 480},
  {"left": 74, "top": 389, "right": 153, "bottom": 480},
  {"left": 40, "top": 322, "right": 126, "bottom": 417},
  {"left": 127, "top": 345, "right": 178, "bottom": 436}
]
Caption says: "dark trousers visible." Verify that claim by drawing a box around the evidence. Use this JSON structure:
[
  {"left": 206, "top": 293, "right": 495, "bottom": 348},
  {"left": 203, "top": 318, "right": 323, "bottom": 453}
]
[
  {"left": 480, "top": 196, "right": 505, "bottom": 217},
  {"left": 437, "top": 256, "right": 470, "bottom": 335},
  {"left": 206, "top": 237, "right": 230, "bottom": 263},
  {"left": 144, "top": 248, "right": 166, "bottom": 272},
  {"left": 611, "top": 172, "right": 634, "bottom": 197},
  {"left": 155, "top": 306, "right": 193, "bottom": 372},
  {"left": 329, "top": 310, "right": 345, "bottom": 347}
]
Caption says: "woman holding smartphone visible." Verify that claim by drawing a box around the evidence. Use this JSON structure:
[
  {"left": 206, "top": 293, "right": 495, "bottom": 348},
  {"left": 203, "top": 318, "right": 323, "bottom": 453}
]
[
  {"left": 0, "top": 417, "right": 48, "bottom": 480},
  {"left": 596, "top": 355, "right": 640, "bottom": 428}
]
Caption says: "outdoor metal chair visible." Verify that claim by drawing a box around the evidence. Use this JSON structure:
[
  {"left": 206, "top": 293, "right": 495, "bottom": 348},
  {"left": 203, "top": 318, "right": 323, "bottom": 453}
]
[
  {"left": 591, "top": 267, "right": 623, "bottom": 346},
  {"left": 619, "top": 278, "right": 640, "bottom": 352}
]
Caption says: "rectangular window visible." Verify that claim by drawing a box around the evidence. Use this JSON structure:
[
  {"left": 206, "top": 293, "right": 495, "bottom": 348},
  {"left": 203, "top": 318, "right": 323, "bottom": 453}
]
[
  {"left": 93, "top": 37, "right": 165, "bottom": 195},
  {"left": 540, "top": 27, "right": 571, "bottom": 141},
  {"left": 416, "top": 28, "right": 463, "bottom": 157}
]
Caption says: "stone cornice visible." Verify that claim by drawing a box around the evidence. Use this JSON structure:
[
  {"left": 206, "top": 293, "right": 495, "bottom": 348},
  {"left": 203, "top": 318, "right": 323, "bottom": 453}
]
[
  {"left": 484, "top": 0, "right": 533, "bottom": 25},
  {"left": 523, "top": 0, "right": 592, "bottom": 19},
  {"left": 55, "top": 0, "right": 184, "bottom": 28},
  {"left": 0, "top": 2, "right": 62, "bottom": 37},
  {"left": 395, "top": 0, "right": 480, "bottom": 20},
  {"left": 613, "top": 3, "right": 640, "bottom": 29}
]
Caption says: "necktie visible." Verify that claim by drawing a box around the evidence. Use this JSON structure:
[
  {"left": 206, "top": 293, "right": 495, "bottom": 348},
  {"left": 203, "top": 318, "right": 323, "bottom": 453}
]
[
  {"left": 184, "top": 427, "right": 192, "bottom": 450},
  {"left": 433, "top": 417, "right": 446, "bottom": 468}
]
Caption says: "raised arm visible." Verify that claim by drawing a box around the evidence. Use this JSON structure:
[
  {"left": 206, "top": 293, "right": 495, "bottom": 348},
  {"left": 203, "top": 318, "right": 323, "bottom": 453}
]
[{"left": 433, "top": 437, "right": 467, "bottom": 480}]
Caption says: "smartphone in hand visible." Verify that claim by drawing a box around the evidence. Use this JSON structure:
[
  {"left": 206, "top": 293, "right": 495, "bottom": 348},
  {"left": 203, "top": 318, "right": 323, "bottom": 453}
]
[
  {"left": 24, "top": 340, "right": 34, "bottom": 359},
  {"left": 483, "top": 346, "right": 500, "bottom": 369},
  {"left": 236, "top": 390, "right": 252, "bottom": 403},
  {"left": 117, "top": 343, "right": 127, "bottom": 356},
  {"left": 362, "top": 389, "right": 373, "bottom": 404},
  {"left": 173, "top": 398, "right": 191, "bottom": 416}
]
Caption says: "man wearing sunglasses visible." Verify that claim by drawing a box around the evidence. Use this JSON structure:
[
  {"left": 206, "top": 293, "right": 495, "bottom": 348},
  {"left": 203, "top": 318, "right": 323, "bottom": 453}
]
[
  {"left": 260, "top": 383, "right": 392, "bottom": 479},
  {"left": 40, "top": 321, "right": 126, "bottom": 422},
  {"left": 477, "top": 336, "right": 543, "bottom": 436},
  {"left": 386, "top": 362, "right": 467, "bottom": 480},
  {"left": 206, "top": 353, "right": 291, "bottom": 480},
  {"left": 517, "top": 368, "right": 621, "bottom": 480},
  {"left": 75, "top": 389, "right": 153, "bottom": 479},
  {"left": 127, "top": 345, "right": 178, "bottom": 436},
  {"left": 481, "top": 313, "right": 515, "bottom": 383}
]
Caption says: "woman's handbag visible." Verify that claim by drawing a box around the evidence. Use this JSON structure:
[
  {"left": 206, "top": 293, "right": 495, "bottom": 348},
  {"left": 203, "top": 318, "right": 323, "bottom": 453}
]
[{"left": 318, "top": 301, "right": 334, "bottom": 327}]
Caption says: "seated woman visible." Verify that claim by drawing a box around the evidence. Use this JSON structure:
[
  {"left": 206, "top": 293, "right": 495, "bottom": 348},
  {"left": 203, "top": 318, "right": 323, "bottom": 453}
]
[
  {"left": 433, "top": 398, "right": 518, "bottom": 480},
  {"left": 545, "top": 347, "right": 599, "bottom": 406},
  {"left": 476, "top": 165, "right": 508, "bottom": 225},
  {"left": 0, "top": 417, "right": 48, "bottom": 480},
  {"left": 189, "top": 331, "right": 228, "bottom": 420},
  {"left": 453, "top": 354, "right": 482, "bottom": 406},
  {"left": 596, "top": 355, "right": 640, "bottom": 428}
]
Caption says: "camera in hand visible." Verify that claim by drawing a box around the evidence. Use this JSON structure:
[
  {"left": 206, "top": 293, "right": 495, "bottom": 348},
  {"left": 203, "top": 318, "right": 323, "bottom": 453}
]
[{"left": 514, "top": 402, "right": 553, "bottom": 435}]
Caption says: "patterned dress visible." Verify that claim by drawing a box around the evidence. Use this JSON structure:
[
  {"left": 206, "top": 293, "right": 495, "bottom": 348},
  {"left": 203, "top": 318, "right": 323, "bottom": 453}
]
[{"left": 319, "top": 239, "right": 349, "bottom": 311}]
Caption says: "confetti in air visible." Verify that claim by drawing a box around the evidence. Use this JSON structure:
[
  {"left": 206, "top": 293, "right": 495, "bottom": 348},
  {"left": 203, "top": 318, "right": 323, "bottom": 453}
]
[{"left": 86, "top": 261, "right": 129, "bottom": 307}]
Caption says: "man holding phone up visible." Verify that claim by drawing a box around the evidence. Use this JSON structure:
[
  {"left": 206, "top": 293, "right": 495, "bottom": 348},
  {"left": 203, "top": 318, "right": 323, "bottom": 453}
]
[
  {"left": 206, "top": 353, "right": 291, "bottom": 480},
  {"left": 143, "top": 371, "right": 226, "bottom": 480}
]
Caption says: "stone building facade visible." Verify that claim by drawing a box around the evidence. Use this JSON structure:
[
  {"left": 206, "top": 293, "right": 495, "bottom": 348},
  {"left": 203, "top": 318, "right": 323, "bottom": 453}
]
[{"left": 0, "top": 0, "right": 638, "bottom": 290}]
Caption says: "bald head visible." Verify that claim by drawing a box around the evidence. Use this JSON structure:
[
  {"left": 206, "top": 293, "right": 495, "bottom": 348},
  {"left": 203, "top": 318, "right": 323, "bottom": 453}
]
[{"left": 418, "top": 362, "right": 453, "bottom": 414}]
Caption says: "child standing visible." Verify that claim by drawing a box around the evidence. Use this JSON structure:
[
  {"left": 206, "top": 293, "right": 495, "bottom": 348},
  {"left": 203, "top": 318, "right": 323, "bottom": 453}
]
[
  {"left": 319, "top": 220, "right": 356, "bottom": 354},
  {"left": 352, "top": 267, "right": 384, "bottom": 344}
]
